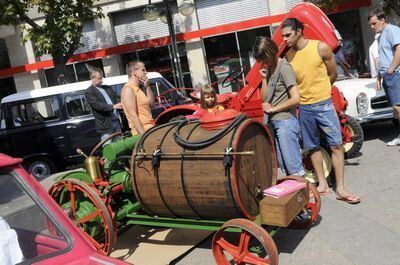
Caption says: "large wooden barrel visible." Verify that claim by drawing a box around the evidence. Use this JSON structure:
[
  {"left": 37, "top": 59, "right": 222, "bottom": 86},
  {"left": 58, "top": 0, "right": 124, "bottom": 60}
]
[{"left": 131, "top": 118, "right": 277, "bottom": 220}]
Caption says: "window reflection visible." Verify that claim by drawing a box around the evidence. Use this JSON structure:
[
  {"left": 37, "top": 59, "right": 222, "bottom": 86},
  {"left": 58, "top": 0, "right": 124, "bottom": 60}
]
[{"left": 0, "top": 172, "right": 69, "bottom": 263}]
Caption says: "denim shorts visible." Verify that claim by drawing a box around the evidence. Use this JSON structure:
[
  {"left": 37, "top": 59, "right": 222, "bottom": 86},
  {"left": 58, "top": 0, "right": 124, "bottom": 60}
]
[
  {"left": 271, "top": 117, "right": 305, "bottom": 176},
  {"left": 382, "top": 72, "right": 400, "bottom": 106},
  {"left": 299, "top": 99, "right": 342, "bottom": 151}
]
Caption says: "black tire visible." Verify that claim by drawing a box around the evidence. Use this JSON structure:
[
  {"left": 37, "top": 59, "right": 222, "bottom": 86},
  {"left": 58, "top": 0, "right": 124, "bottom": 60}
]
[
  {"left": 24, "top": 157, "right": 57, "bottom": 179},
  {"left": 343, "top": 115, "right": 364, "bottom": 159}
]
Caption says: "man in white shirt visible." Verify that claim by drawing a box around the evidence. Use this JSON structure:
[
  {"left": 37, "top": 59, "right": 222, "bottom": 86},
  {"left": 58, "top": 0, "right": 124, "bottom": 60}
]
[{"left": 369, "top": 33, "right": 380, "bottom": 78}]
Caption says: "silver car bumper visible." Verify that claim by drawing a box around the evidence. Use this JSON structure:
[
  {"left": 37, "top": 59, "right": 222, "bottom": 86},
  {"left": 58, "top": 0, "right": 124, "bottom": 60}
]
[{"left": 355, "top": 110, "right": 394, "bottom": 123}]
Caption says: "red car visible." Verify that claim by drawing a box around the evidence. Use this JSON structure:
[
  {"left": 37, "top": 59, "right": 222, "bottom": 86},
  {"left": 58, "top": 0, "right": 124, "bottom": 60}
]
[{"left": 0, "top": 153, "right": 128, "bottom": 265}]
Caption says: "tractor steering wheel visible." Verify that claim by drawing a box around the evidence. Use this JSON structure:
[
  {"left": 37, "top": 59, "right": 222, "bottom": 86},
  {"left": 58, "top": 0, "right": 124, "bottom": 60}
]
[{"left": 221, "top": 66, "right": 246, "bottom": 88}]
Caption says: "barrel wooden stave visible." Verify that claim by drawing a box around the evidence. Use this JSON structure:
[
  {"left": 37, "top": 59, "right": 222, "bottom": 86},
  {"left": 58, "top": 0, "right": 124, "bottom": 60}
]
[{"left": 132, "top": 119, "right": 276, "bottom": 220}]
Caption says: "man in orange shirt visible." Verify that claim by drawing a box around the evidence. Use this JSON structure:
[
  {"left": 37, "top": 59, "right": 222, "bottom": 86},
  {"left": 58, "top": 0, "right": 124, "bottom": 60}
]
[
  {"left": 282, "top": 18, "right": 360, "bottom": 204},
  {"left": 121, "top": 61, "right": 155, "bottom": 135}
]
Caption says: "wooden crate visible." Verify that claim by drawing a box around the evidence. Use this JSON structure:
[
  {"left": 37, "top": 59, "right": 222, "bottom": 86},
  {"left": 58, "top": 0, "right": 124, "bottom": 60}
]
[{"left": 259, "top": 187, "right": 309, "bottom": 227}]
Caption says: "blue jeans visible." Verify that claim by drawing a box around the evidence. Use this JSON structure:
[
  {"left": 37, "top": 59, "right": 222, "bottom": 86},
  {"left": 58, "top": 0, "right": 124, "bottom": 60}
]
[
  {"left": 382, "top": 72, "right": 400, "bottom": 106},
  {"left": 271, "top": 117, "right": 305, "bottom": 176},
  {"left": 299, "top": 99, "right": 342, "bottom": 151}
]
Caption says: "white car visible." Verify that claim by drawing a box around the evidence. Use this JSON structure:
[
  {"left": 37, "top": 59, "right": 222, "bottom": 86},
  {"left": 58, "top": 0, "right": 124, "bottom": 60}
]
[{"left": 334, "top": 77, "right": 393, "bottom": 124}]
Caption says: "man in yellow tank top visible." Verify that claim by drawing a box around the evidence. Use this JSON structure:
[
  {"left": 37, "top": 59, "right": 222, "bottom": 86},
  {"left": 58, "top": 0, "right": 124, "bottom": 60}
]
[
  {"left": 282, "top": 18, "right": 360, "bottom": 204},
  {"left": 121, "top": 60, "right": 155, "bottom": 135}
]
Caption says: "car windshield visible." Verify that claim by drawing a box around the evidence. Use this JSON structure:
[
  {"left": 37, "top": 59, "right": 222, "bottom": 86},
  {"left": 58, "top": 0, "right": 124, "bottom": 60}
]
[{"left": 0, "top": 171, "right": 70, "bottom": 264}]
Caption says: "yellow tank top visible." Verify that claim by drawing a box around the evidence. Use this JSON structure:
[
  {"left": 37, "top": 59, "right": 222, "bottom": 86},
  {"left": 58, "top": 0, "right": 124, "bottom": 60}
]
[
  {"left": 122, "top": 83, "right": 154, "bottom": 135},
  {"left": 286, "top": 40, "right": 332, "bottom": 105}
]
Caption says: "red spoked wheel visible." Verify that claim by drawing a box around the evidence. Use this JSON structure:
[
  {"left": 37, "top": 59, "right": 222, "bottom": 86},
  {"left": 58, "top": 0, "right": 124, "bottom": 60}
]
[
  {"left": 279, "top": 176, "right": 321, "bottom": 229},
  {"left": 302, "top": 147, "right": 332, "bottom": 184},
  {"left": 49, "top": 178, "right": 116, "bottom": 255},
  {"left": 212, "top": 218, "right": 278, "bottom": 265}
]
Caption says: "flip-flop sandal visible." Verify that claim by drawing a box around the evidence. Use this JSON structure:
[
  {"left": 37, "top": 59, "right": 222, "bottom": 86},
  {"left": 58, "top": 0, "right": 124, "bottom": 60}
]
[{"left": 336, "top": 193, "right": 361, "bottom": 204}]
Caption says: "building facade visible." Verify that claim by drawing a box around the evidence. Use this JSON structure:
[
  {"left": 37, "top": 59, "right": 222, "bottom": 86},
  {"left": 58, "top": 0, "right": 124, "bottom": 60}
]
[{"left": 0, "top": 0, "right": 392, "bottom": 97}]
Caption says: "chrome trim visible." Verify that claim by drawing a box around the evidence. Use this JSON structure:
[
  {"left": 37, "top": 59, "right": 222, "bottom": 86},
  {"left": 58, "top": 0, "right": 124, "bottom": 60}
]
[{"left": 355, "top": 110, "right": 394, "bottom": 123}]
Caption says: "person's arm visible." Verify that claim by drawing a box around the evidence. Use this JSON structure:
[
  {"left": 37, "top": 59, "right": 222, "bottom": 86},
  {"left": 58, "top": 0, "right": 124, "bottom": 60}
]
[
  {"left": 259, "top": 68, "right": 269, "bottom": 101},
  {"left": 141, "top": 75, "right": 155, "bottom": 107},
  {"left": 387, "top": 44, "right": 400, "bottom": 74},
  {"left": 375, "top": 72, "right": 382, "bottom": 90},
  {"left": 105, "top": 85, "right": 123, "bottom": 110},
  {"left": 121, "top": 85, "right": 145, "bottom": 135},
  {"left": 319, "top": 42, "right": 338, "bottom": 85},
  {"left": 107, "top": 85, "right": 121, "bottom": 102},
  {"left": 85, "top": 87, "right": 113, "bottom": 112},
  {"left": 216, "top": 105, "right": 225, "bottom": 111},
  {"left": 145, "top": 86, "right": 155, "bottom": 107}
]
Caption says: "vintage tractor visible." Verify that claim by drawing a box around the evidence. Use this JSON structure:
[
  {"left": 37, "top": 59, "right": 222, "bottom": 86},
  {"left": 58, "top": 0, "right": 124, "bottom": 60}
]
[
  {"left": 48, "top": 3, "right": 355, "bottom": 264},
  {"left": 154, "top": 3, "right": 364, "bottom": 182}
]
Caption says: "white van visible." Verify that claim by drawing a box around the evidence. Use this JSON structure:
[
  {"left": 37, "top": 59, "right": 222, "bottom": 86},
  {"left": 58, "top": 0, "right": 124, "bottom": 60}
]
[{"left": 0, "top": 72, "right": 190, "bottom": 179}]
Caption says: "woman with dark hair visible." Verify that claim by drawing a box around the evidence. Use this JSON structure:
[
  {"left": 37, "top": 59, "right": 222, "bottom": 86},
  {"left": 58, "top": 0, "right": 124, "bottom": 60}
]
[{"left": 253, "top": 36, "right": 304, "bottom": 177}]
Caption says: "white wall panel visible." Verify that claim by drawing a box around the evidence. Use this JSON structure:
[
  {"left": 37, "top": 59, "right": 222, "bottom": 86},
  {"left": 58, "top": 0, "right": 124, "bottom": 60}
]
[
  {"left": 112, "top": 3, "right": 182, "bottom": 45},
  {"left": 284, "top": 0, "right": 303, "bottom": 12},
  {"left": 196, "top": 0, "right": 270, "bottom": 29}
]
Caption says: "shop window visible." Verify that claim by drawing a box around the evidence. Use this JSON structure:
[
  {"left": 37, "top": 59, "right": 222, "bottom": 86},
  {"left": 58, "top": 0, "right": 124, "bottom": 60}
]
[
  {"left": 121, "top": 43, "right": 192, "bottom": 89},
  {"left": 204, "top": 33, "right": 240, "bottom": 93},
  {"left": 0, "top": 77, "right": 16, "bottom": 101},
  {"left": 75, "top": 60, "right": 104, "bottom": 82},
  {"left": 44, "top": 65, "right": 75, "bottom": 87},
  {"left": 329, "top": 10, "right": 366, "bottom": 76},
  {"left": 204, "top": 28, "right": 269, "bottom": 94},
  {"left": 237, "top": 26, "right": 271, "bottom": 74},
  {"left": 44, "top": 59, "right": 104, "bottom": 87},
  {"left": 0, "top": 40, "right": 14, "bottom": 101},
  {"left": 0, "top": 39, "right": 11, "bottom": 69}
]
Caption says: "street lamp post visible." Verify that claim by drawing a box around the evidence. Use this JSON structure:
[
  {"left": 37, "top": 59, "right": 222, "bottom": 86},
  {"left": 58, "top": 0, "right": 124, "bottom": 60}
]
[{"left": 143, "top": 0, "right": 195, "bottom": 88}]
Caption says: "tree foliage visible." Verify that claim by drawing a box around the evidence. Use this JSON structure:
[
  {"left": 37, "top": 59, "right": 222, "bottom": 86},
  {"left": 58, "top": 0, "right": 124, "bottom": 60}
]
[
  {"left": 307, "top": 0, "right": 400, "bottom": 17},
  {"left": 0, "top": 0, "right": 104, "bottom": 80},
  {"left": 306, "top": 0, "right": 348, "bottom": 11},
  {"left": 380, "top": 0, "right": 400, "bottom": 17}
]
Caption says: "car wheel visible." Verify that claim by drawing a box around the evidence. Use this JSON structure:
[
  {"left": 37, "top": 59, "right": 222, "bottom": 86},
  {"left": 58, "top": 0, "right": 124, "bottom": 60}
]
[
  {"left": 24, "top": 157, "right": 57, "bottom": 179},
  {"left": 343, "top": 116, "right": 364, "bottom": 159}
]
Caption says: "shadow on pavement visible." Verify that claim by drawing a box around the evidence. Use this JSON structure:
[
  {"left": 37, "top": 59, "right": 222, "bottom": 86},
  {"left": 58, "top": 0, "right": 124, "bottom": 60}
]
[
  {"left": 362, "top": 120, "right": 398, "bottom": 143},
  {"left": 273, "top": 216, "right": 322, "bottom": 254}
]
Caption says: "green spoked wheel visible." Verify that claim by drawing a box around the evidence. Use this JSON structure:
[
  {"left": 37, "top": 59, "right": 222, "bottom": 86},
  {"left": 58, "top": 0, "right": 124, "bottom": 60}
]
[
  {"left": 49, "top": 178, "right": 116, "bottom": 255},
  {"left": 212, "top": 218, "right": 278, "bottom": 265}
]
